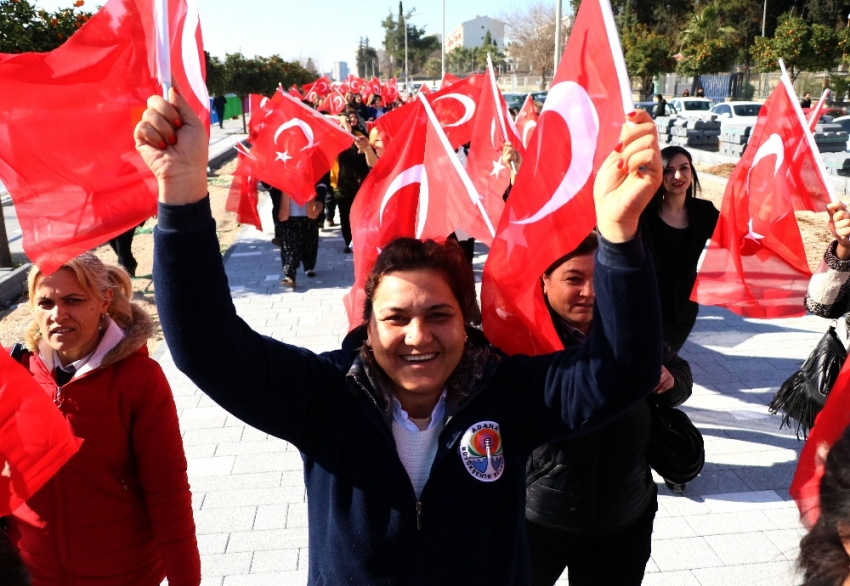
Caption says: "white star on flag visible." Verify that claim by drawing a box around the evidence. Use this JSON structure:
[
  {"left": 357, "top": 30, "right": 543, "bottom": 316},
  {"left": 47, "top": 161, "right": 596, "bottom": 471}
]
[
  {"left": 490, "top": 158, "right": 506, "bottom": 177},
  {"left": 276, "top": 151, "right": 292, "bottom": 163},
  {"left": 744, "top": 218, "right": 764, "bottom": 242}
]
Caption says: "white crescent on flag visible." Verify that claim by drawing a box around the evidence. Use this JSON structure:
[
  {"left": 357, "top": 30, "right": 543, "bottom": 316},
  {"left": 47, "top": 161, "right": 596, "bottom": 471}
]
[
  {"left": 182, "top": 0, "right": 208, "bottom": 111},
  {"left": 522, "top": 120, "right": 537, "bottom": 149},
  {"left": 414, "top": 168, "right": 431, "bottom": 238},
  {"left": 274, "top": 119, "right": 315, "bottom": 151},
  {"left": 747, "top": 133, "right": 784, "bottom": 187},
  {"left": 379, "top": 165, "right": 424, "bottom": 224},
  {"left": 433, "top": 93, "right": 476, "bottom": 127},
  {"left": 513, "top": 81, "right": 599, "bottom": 225}
]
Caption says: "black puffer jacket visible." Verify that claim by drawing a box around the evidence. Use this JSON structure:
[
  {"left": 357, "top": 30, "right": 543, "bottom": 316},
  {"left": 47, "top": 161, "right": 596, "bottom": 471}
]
[{"left": 526, "top": 323, "right": 692, "bottom": 535}]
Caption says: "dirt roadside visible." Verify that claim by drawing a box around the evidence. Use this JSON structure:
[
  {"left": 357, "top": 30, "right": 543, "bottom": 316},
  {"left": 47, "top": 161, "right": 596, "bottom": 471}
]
[{"left": 0, "top": 159, "right": 243, "bottom": 354}]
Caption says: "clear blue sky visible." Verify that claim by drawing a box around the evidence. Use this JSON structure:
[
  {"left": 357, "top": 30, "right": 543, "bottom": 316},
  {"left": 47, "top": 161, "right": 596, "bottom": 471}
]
[{"left": 31, "top": 0, "right": 533, "bottom": 73}]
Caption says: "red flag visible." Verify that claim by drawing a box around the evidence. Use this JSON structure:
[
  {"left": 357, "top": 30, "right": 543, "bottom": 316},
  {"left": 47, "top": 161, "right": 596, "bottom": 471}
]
[
  {"left": 289, "top": 84, "right": 304, "bottom": 100},
  {"left": 167, "top": 0, "right": 209, "bottom": 131},
  {"left": 515, "top": 94, "right": 540, "bottom": 149},
  {"left": 345, "top": 105, "right": 425, "bottom": 329},
  {"left": 248, "top": 93, "right": 274, "bottom": 140},
  {"left": 463, "top": 60, "right": 522, "bottom": 245},
  {"left": 691, "top": 75, "right": 833, "bottom": 318},
  {"left": 418, "top": 84, "right": 431, "bottom": 97},
  {"left": 344, "top": 98, "right": 488, "bottom": 329},
  {"left": 481, "top": 0, "right": 633, "bottom": 355},
  {"left": 441, "top": 73, "right": 461, "bottom": 89},
  {"left": 367, "top": 76, "right": 382, "bottom": 98},
  {"left": 807, "top": 89, "right": 829, "bottom": 132},
  {"left": 0, "top": 351, "right": 80, "bottom": 516},
  {"left": 791, "top": 359, "right": 850, "bottom": 528},
  {"left": 240, "top": 92, "right": 354, "bottom": 204},
  {"left": 0, "top": 0, "right": 207, "bottom": 275},
  {"left": 320, "top": 89, "right": 347, "bottom": 115},
  {"left": 347, "top": 74, "right": 366, "bottom": 95},
  {"left": 226, "top": 144, "right": 262, "bottom": 230},
  {"left": 376, "top": 74, "right": 486, "bottom": 151},
  {"left": 383, "top": 77, "right": 399, "bottom": 105},
  {"left": 313, "top": 75, "right": 332, "bottom": 97}
]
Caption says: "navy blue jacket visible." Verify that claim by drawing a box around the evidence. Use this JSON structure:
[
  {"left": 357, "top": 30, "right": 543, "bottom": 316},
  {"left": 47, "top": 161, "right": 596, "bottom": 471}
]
[{"left": 153, "top": 197, "right": 663, "bottom": 585}]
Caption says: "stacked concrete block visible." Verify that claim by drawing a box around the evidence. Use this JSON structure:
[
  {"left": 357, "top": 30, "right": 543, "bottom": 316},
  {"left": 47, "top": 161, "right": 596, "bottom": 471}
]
[
  {"left": 821, "top": 152, "right": 850, "bottom": 176},
  {"left": 813, "top": 123, "right": 849, "bottom": 153},
  {"left": 655, "top": 116, "right": 673, "bottom": 145},
  {"left": 719, "top": 123, "right": 753, "bottom": 157},
  {"left": 669, "top": 117, "right": 721, "bottom": 149}
]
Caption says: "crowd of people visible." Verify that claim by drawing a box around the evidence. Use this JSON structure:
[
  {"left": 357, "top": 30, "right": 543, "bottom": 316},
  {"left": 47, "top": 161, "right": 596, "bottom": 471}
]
[{"left": 6, "top": 81, "right": 850, "bottom": 586}]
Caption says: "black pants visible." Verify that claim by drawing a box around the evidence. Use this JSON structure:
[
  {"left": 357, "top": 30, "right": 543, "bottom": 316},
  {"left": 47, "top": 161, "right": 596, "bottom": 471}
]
[
  {"left": 324, "top": 189, "right": 336, "bottom": 223},
  {"left": 277, "top": 217, "right": 319, "bottom": 279},
  {"left": 336, "top": 197, "right": 353, "bottom": 248},
  {"left": 526, "top": 500, "right": 657, "bottom": 586},
  {"left": 214, "top": 105, "right": 225, "bottom": 128},
  {"left": 269, "top": 188, "right": 282, "bottom": 226},
  {"left": 108, "top": 227, "right": 138, "bottom": 277}
]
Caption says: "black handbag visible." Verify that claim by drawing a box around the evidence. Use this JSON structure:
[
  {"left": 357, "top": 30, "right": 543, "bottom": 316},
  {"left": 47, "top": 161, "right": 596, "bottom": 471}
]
[
  {"left": 646, "top": 405, "right": 705, "bottom": 485},
  {"left": 769, "top": 323, "right": 847, "bottom": 439}
]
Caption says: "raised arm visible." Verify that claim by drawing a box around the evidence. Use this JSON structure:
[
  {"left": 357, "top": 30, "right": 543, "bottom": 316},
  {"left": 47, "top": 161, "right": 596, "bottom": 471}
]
[
  {"left": 806, "top": 202, "right": 850, "bottom": 319},
  {"left": 136, "top": 90, "right": 347, "bottom": 448}
]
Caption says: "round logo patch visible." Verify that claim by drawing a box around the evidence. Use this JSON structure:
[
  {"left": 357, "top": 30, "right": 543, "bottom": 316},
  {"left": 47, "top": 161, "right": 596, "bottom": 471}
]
[{"left": 459, "top": 421, "right": 504, "bottom": 482}]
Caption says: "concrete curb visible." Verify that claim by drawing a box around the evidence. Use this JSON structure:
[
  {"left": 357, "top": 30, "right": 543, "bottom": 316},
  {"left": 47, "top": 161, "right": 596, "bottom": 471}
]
[
  {"left": 207, "top": 143, "right": 238, "bottom": 170},
  {"left": 0, "top": 263, "right": 31, "bottom": 308}
]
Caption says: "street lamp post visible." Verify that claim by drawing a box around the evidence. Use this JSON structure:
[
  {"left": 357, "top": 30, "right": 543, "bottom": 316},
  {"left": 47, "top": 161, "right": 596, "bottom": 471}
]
[
  {"left": 554, "top": 0, "right": 563, "bottom": 71},
  {"left": 441, "top": 0, "right": 446, "bottom": 80},
  {"left": 405, "top": 17, "right": 409, "bottom": 89}
]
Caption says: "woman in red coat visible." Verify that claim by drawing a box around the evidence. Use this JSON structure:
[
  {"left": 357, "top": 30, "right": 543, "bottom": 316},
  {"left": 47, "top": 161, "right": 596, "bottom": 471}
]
[{"left": 7, "top": 253, "right": 200, "bottom": 586}]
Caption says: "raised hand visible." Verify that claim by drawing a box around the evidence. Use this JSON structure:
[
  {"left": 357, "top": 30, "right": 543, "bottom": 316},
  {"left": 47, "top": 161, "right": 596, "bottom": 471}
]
[
  {"left": 827, "top": 201, "right": 850, "bottom": 260},
  {"left": 134, "top": 87, "right": 208, "bottom": 206},
  {"left": 592, "top": 111, "right": 662, "bottom": 243}
]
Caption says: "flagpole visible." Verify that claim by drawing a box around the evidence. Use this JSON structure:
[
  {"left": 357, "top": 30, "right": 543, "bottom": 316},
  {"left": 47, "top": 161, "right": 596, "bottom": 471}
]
[
  {"left": 155, "top": 0, "right": 171, "bottom": 97},
  {"left": 779, "top": 59, "right": 838, "bottom": 203},
  {"left": 598, "top": 0, "right": 633, "bottom": 113},
  {"left": 420, "top": 95, "right": 496, "bottom": 238},
  {"left": 807, "top": 88, "right": 830, "bottom": 129},
  {"left": 487, "top": 53, "right": 517, "bottom": 177}
]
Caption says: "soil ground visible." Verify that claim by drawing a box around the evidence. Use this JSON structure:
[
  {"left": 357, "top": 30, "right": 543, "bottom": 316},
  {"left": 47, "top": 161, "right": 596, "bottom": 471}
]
[
  {"left": 1, "top": 160, "right": 837, "bottom": 351},
  {"left": 0, "top": 159, "right": 243, "bottom": 353}
]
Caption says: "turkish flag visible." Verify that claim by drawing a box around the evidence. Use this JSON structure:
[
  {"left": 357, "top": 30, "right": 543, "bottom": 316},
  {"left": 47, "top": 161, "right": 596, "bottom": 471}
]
[
  {"left": 691, "top": 76, "right": 832, "bottom": 318},
  {"left": 418, "top": 84, "right": 431, "bottom": 97},
  {"left": 167, "top": 0, "right": 209, "bottom": 131},
  {"left": 481, "top": 0, "right": 632, "bottom": 356},
  {"left": 289, "top": 85, "right": 304, "bottom": 100},
  {"left": 376, "top": 74, "right": 486, "bottom": 151},
  {"left": 515, "top": 94, "right": 540, "bottom": 149},
  {"left": 347, "top": 74, "right": 366, "bottom": 95},
  {"left": 790, "top": 359, "right": 850, "bottom": 528},
  {"left": 248, "top": 92, "right": 278, "bottom": 141},
  {"left": 0, "top": 351, "right": 81, "bottom": 516},
  {"left": 441, "top": 73, "right": 461, "bottom": 89},
  {"left": 367, "top": 76, "right": 382, "bottom": 98},
  {"left": 313, "top": 75, "right": 331, "bottom": 97},
  {"left": 240, "top": 92, "right": 354, "bottom": 204},
  {"left": 320, "top": 89, "right": 347, "bottom": 115},
  {"left": 464, "top": 64, "right": 522, "bottom": 245},
  {"left": 344, "top": 98, "right": 486, "bottom": 329},
  {"left": 226, "top": 144, "right": 262, "bottom": 230},
  {"left": 0, "top": 0, "right": 207, "bottom": 275},
  {"left": 383, "top": 77, "right": 399, "bottom": 105}
]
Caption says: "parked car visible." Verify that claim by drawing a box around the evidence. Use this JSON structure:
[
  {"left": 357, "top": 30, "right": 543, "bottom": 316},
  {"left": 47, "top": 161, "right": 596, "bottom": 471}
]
[
  {"left": 634, "top": 101, "right": 657, "bottom": 117},
  {"left": 710, "top": 101, "right": 762, "bottom": 127},
  {"left": 831, "top": 115, "right": 850, "bottom": 133},
  {"left": 531, "top": 90, "right": 548, "bottom": 103},
  {"left": 503, "top": 92, "right": 528, "bottom": 112},
  {"left": 667, "top": 97, "right": 712, "bottom": 116}
]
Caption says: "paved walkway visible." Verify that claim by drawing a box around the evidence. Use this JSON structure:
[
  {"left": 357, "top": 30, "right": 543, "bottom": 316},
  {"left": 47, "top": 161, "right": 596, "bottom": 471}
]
[{"left": 154, "top": 193, "right": 823, "bottom": 585}]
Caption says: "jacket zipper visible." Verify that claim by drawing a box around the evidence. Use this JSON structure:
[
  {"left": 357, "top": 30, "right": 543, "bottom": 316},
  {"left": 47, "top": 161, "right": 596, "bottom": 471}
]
[
  {"left": 525, "top": 461, "right": 556, "bottom": 488},
  {"left": 416, "top": 501, "right": 422, "bottom": 530}
]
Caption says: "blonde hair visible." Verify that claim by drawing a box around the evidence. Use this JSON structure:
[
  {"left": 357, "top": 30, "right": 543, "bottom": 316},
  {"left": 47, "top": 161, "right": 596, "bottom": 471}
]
[{"left": 28, "top": 253, "right": 136, "bottom": 331}]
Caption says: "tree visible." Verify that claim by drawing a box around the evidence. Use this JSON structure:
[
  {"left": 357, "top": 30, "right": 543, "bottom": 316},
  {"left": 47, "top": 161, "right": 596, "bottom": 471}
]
[
  {"left": 676, "top": 4, "right": 739, "bottom": 76},
  {"left": 205, "top": 51, "right": 226, "bottom": 96},
  {"left": 622, "top": 24, "right": 677, "bottom": 100},
  {"left": 804, "top": 0, "right": 850, "bottom": 28},
  {"left": 0, "top": 0, "right": 92, "bottom": 53},
  {"left": 356, "top": 37, "right": 379, "bottom": 78},
  {"left": 380, "top": 2, "right": 441, "bottom": 78},
  {"left": 501, "top": 0, "right": 558, "bottom": 88},
  {"left": 753, "top": 16, "right": 839, "bottom": 81},
  {"left": 424, "top": 57, "right": 442, "bottom": 78}
]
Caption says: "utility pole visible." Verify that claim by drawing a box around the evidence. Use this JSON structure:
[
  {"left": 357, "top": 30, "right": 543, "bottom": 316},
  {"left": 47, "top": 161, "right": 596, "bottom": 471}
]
[
  {"left": 404, "top": 15, "right": 409, "bottom": 89},
  {"left": 441, "top": 0, "right": 446, "bottom": 80},
  {"left": 554, "top": 0, "right": 563, "bottom": 71}
]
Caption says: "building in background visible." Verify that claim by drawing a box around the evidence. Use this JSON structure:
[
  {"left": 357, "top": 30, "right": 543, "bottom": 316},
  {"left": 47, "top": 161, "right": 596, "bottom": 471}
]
[
  {"left": 332, "top": 61, "right": 349, "bottom": 82},
  {"left": 447, "top": 16, "right": 505, "bottom": 52}
]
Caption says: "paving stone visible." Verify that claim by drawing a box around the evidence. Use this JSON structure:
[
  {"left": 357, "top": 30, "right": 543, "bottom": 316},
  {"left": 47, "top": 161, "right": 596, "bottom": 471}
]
[
  {"left": 196, "top": 533, "right": 230, "bottom": 555},
  {"left": 642, "top": 571, "right": 702, "bottom": 586},
  {"left": 651, "top": 536, "right": 724, "bottom": 571},
  {"left": 189, "top": 472, "right": 282, "bottom": 492},
  {"left": 200, "top": 551, "right": 253, "bottom": 576},
  {"left": 690, "top": 560, "right": 797, "bottom": 586},
  {"left": 226, "top": 528, "right": 309, "bottom": 552},
  {"left": 250, "top": 549, "right": 299, "bottom": 573},
  {"left": 764, "top": 528, "right": 807, "bottom": 561},
  {"left": 222, "top": 572, "right": 308, "bottom": 585},
  {"left": 187, "top": 456, "right": 236, "bottom": 477},
  {"left": 202, "top": 486, "right": 306, "bottom": 509},
  {"left": 703, "top": 531, "right": 785, "bottom": 565},
  {"left": 684, "top": 509, "right": 777, "bottom": 536},
  {"left": 253, "top": 504, "right": 288, "bottom": 530},
  {"left": 193, "top": 506, "right": 257, "bottom": 535}
]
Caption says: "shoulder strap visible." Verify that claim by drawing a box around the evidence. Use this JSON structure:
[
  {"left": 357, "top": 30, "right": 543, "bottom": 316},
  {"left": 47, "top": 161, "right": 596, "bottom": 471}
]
[{"left": 9, "top": 343, "right": 25, "bottom": 364}]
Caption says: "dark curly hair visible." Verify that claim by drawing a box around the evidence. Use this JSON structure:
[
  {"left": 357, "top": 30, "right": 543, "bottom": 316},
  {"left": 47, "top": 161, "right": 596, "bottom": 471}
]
[
  {"left": 653, "top": 145, "right": 702, "bottom": 201},
  {"left": 799, "top": 424, "right": 850, "bottom": 585}
]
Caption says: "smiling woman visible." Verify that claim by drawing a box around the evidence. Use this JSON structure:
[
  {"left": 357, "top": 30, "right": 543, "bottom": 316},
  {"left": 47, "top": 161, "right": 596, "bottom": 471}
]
[
  {"left": 6, "top": 253, "right": 200, "bottom": 586},
  {"left": 138, "top": 89, "right": 666, "bottom": 585}
]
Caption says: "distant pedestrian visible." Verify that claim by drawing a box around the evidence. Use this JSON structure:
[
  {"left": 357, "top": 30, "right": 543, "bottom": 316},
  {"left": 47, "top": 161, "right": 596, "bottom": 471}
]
[
  {"left": 273, "top": 180, "right": 325, "bottom": 288},
  {"left": 213, "top": 94, "right": 226, "bottom": 128},
  {"left": 681, "top": 89, "right": 690, "bottom": 97},
  {"left": 801, "top": 92, "right": 812, "bottom": 109},
  {"left": 652, "top": 94, "right": 668, "bottom": 118},
  {"left": 335, "top": 111, "right": 377, "bottom": 252},
  {"left": 107, "top": 225, "right": 139, "bottom": 277},
  {"left": 695, "top": 87, "right": 705, "bottom": 98}
]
